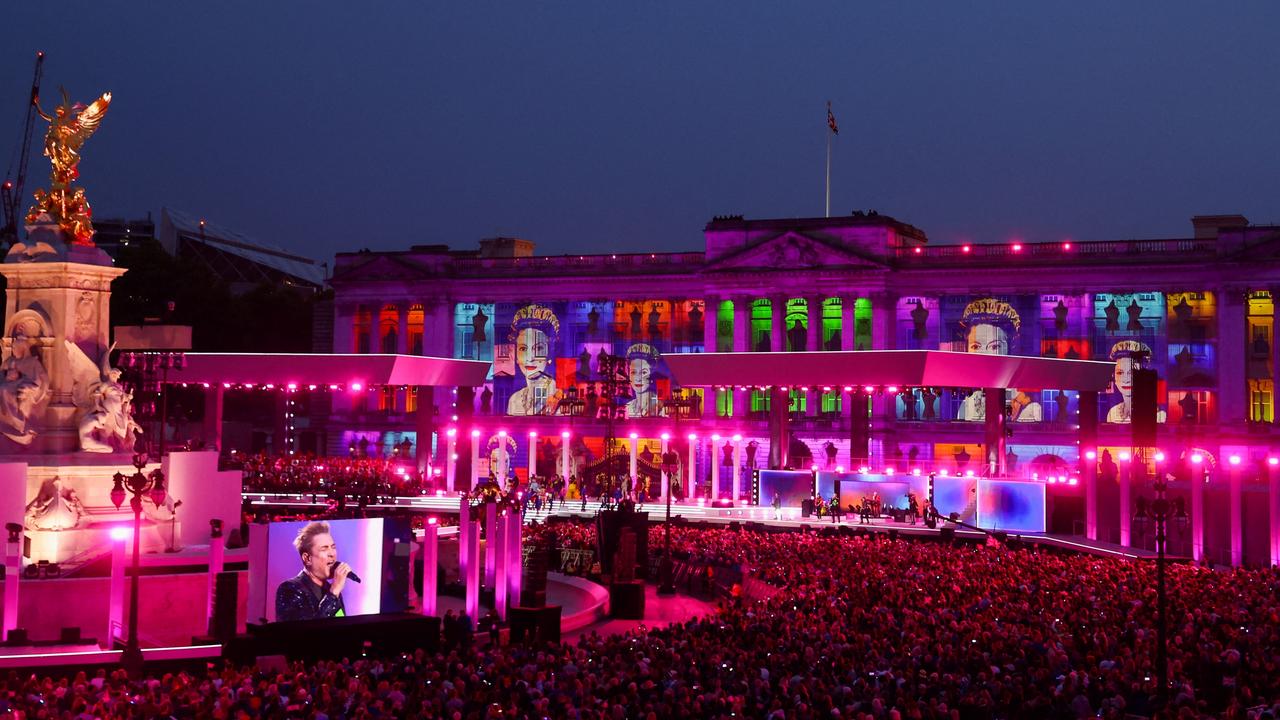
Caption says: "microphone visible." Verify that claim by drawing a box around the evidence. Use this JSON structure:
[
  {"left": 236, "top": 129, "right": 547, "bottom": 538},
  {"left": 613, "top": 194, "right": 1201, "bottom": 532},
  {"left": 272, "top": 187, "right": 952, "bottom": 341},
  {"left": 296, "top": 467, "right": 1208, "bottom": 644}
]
[{"left": 330, "top": 562, "right": 361, "bottom": 584}]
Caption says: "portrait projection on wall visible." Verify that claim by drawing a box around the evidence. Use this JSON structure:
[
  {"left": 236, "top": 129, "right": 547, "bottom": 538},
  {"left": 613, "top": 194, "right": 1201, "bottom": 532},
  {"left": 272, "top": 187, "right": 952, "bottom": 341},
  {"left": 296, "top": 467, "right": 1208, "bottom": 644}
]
[
  {"left": 896, "top": 297, "right": 940, "bottom": 351},
  {"left": 623, "top": 343, "right": 669, "bottom": 418},
  {"left": 1091, "top": 292, "right": 1167, "bottom": 423},
  {"left": 502, "top": 304, "right": 564, "bottom": 416},
  {"left": 942, "top": 295, "right": 1043, "bottom": 423},
  {"left": 1164, "top": 292, "right": 1218, "bottom": 388}
]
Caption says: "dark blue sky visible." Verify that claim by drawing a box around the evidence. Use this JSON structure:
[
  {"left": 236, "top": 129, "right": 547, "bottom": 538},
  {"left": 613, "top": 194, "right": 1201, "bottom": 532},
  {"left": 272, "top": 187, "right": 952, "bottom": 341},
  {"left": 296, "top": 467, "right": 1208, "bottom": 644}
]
[{"left": 3, "top": 3, "right": 1278, "bottom": 263}]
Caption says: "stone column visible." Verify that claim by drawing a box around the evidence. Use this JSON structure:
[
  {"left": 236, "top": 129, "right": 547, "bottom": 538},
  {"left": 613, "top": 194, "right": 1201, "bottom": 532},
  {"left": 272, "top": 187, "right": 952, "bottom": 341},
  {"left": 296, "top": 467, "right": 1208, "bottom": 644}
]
[
  {"left": 469, "top": 430, "right": 481, "bottom": 487},
  {"left": 507, "top": 511, "right": 522, "bottom": 608},
  {"left": 464, "top": 520, "right": 481, "bottom": 626},
  {"left": 495, "top": 430, "right": 509, "bottom": 489},
  {"left": 871, "top": 292, "right": 894, "bottom": 350},
  {"left": 1191, "top": 460, "right": 1205, "bottom": 563},
  {"left": 1217, "top": 287, "right": 1247, "bottom": 425},
  {"left": 732, "top": 297, "right": 751, "bottom": 416},
  {"left": 560, "top": 432, "right": 571, "bottom": 480},
  {"left": 484, "top": 502, "right": 497, "bottom": 589},
  {"left": 710, "top": 435, "right": 721, "bottom": 500},
  {"left": 333, "top": 302, "right": 355, "bottom": 354},
  {"left": 840, "top": 296, "right": 857, "bottom": 352},
  {"left": 687, "top": 434, "right": 698, "bottom": 499},
  {"left": 703, "top": 295, "right": 719, "bottom": 352},
  {"left": 768, "top": 386, "right": 790, "bottom": 469},
  {"left": 984, "top": 389, "right": 1006, "bottom": 478},
  {"left": 527, "top": 431, "right": 538, "bottom": 481},
  {"left": 106, "top": 530, "right": 127, "bottom": 645},
  {"left": 660, "top": 434, "right": 670, "bottom": 499},
  {"left": 771, "top": 296, "right": 786, "bottom": 352},
  {"left": 807, "top": 296, "right": 823, "bottom": 351},
  {"left": 732, "top": 435, "right": 744, "bottom": 503},
  {"left": 629, "top": 434, "right": 639, "bottom": 487},
  {"left": 493, "top": 514, "right": 508, "bottom": 620},
  {"left": 397, "top": 304, "right": 409, "bottom": 354}
]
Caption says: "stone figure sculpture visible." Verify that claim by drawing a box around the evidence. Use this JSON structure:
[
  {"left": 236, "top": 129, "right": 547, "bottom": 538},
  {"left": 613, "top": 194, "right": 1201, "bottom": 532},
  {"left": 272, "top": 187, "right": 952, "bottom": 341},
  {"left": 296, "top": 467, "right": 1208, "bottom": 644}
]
[
  {"left": 24, "top": 476, "right": 86, "bottom": 531},
  {"left": 0, "top": 318, "right": 50, "bottom": 445},
  {"left": 65, "top": 341, "right": 142, "bottom": 453}
]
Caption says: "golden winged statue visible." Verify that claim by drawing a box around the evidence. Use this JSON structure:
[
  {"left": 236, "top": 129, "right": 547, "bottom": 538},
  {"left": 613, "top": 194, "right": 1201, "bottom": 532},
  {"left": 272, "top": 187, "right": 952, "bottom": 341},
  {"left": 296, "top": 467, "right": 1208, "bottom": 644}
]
[{"left": 25, "top": 88, "right": 112, "bottom": 246}]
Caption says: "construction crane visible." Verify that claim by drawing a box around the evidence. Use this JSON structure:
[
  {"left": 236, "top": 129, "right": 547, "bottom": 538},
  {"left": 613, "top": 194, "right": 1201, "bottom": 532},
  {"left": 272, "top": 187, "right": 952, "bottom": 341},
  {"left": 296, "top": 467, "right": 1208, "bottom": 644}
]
[{"left": 1, "top": 51, "right": 45, "bottom": 249}]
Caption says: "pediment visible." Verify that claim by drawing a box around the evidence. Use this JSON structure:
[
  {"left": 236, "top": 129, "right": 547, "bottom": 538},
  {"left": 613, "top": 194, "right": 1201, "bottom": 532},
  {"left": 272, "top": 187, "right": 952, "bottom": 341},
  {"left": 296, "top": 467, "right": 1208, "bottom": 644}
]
[
  {"left": 704, "top": 231, "right": 886, "bottom": 272},
  {"left": 331, "top": 255, "right": 434, "bottom": 283}
]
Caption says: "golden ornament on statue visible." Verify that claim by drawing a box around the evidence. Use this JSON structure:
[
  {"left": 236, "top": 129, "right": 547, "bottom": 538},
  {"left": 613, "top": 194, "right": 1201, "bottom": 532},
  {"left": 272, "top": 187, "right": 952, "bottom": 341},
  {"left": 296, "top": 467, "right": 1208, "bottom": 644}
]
[{"left": 25, "top": 88, "right": 112, "bottom": 247}]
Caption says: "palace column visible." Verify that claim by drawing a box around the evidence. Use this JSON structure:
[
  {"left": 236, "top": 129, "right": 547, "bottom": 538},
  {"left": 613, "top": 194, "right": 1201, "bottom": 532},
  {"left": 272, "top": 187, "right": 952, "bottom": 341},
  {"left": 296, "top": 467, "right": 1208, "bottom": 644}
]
[
  {"left": 415, "top": 386, "right": 434, "bottom": 474},
  {"left": 732, "top": 434, "right": 744, "bottom": 503},
  {"left": 1119, "top": 451, "right": 1131, "bottom": 547},
  {"left": 1191, "top": 459, "right": 1205, "bottom": 563},
  {"left": 984, "top": 388, "right": 1007, "bottom": 478},
  {"left": 732, "top": 296, "right": 751, "bottom": 416},
  {"left": 1229, "top": 457, "right": 1243, "bottom": 567},
  {"left": 768, "top": 385, "right": 790, "bottom": 469},
  {"left": 870, "top": 292, "right": 896, "bottom": 466},
  {"left": 710, "top": 434, "right": 722, "bottom": 500},
  {"left": 703, "top": 295, "right": 720, "bottom": 352},
  {"left": 840, "top": 296, "right": 857, "bottom": 352},
  {"left": 1272, "top": 286, "right": 1280, "bottom": 427},
  {"left": 687, "top": 433, "right": 698, "bottom": 499},
  {"left": 333, "top": 302, "right": 356, "bottom": 353},
  {"left": 807, "top": 296, "right": 824, "bottom": 415},
  {"left": 397, "top": 303, "right": 409, "bottom": 353},
  {"left": 1217, "top": 286, "right": 1247, "bottom": 426},
  {"left": 770, "top": 295, "right": 786, "bottom": 352},
  {"left": 1269, "top": 458, "right": 1280, "bottom": 568}
]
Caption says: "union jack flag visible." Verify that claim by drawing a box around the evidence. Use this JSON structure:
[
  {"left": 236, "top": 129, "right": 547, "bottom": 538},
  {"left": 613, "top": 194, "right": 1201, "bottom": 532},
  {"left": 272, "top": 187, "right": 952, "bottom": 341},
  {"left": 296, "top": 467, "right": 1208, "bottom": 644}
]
[{"left": 827, "top": 102, "right": 839, "bottom": 135}]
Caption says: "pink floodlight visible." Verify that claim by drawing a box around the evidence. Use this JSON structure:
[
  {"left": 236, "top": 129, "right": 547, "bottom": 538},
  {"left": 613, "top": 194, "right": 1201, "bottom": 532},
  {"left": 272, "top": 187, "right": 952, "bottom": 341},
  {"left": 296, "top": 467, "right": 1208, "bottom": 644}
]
[
  {"left": 911, "top": 468, "right": 921, "bottom": 476},
  {"left": 843, "top": 386, "right": 853, "bottom": 392},
  {"left": 660, "top": 433, "right": 670, "bottom": 441},
  {"left": 913, "top": 246, "right": 922, "bottom": 254},
  {"left": 560, "top": 430, "right": 569, "bottom": 438},
  {"left": 529, "top": 430, "right": 537, "bottom": 437},
  {"left": 863, "top": 385, "right": 874, "bottom": 393},
  {"left": 1085, "top": 450, "right": 1096, "bottom": 460},
  {"left": 962, "top": 245, "right": 972, "bottom": 254},
  {"left": 1047, "top": 476, "right": 1056, "bottom": 484},
  {"left": 1068, "top": 477, "right": 1078, "bottom": 485},
  {"left": 629, "top": 432, "right": 638, "bottom": 439},
  {"left": 1011, "top": 243, "right": 1022, "bottom": 252},
  {"left": 1153, "top": 451, "right": 1165, "bottom": 462},
  {"left": 1062, "top": 242, "right": 1072, "bottom": 251},
  {"left": 427, "top": 517, "right": 438, "bottom": 525},
  {"left": 711, "top": 434, "right": 720, "bottom": 441},
  {"left": 1190, "top": 453, "right": 1203, "bottom": 464},
  {"left": 732, "top": 434, "right": 742, "bottom": 442},
  {"left": 1118, "top": 451, "right": 1131, "bottom": 462},
  {"left": 939, "top": 469, "right": 950, "bottom": 477},
  {"left": 687, "top": 433, "right": 697, "bottom": 441},
  {"left": 965, "top": 470, "right": 975, "bottom": 478},
  {"left": 109, "top": 526, "right": 131, "bottom": 541},
  {"left": 1270, "top": 457, "right": 1279, "bottom": 467},
  {"left": 497, "top": 430, "right": 506, "bottom": 437},
  {"left": 350, "top": 382, "right": 363, "bottom": 392},
  {"left": 885, "top": 468, "right": 895, "bottom": 476},
  {"left": 1229, "top": 455, "right": 1242, "bottom": 466},
  {"left": 837, "top": 466, "right": 845, "bottom": 473},
  {"left": 286, "top": 383, "right": 298, "bottom": 391},
  {"left": 470, "top": 430, "right": 480, "bottom": 438},
  {"left": 446, "top": 428, "right": 456, "bottom": 437},
  {"left": 810, "top": 464, "right": 818, "bottom": 472}
]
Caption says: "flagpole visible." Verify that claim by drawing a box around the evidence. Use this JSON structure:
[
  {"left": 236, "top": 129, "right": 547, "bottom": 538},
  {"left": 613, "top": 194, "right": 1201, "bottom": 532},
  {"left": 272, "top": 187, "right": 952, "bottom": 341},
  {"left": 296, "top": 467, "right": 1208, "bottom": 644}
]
[{"left": 825, "top": 127, "right": 831, "bottom": 218}]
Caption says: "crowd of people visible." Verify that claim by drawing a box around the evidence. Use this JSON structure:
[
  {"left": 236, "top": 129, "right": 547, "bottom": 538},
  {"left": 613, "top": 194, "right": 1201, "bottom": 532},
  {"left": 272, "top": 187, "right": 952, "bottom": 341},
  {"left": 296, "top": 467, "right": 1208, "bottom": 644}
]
[
  {"left": 9, "top": 523, "right": 1280, "bottom": 717},
  {"left": 239, "top": 453, "right": 432, "bottom": 500}
]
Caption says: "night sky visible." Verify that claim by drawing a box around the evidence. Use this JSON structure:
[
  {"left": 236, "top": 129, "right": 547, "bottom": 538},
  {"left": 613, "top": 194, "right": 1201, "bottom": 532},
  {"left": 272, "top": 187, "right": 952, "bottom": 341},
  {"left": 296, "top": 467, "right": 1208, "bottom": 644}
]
[{"left": 2, "top": 3, "right": 1278, "bottom": 263}]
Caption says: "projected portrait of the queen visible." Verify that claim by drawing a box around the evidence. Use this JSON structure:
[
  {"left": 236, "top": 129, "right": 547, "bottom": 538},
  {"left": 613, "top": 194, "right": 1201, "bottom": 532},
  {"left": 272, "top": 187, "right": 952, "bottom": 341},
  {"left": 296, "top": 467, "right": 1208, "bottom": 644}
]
[
  {"left": 624, "top": 343, "right": 663, "bottom": 418},
  {"left": 956, "top": 298, "right": 1041, "bottom": 422},
  {"left": 506, "top": 305, "right": 563, "bottom": 416}
]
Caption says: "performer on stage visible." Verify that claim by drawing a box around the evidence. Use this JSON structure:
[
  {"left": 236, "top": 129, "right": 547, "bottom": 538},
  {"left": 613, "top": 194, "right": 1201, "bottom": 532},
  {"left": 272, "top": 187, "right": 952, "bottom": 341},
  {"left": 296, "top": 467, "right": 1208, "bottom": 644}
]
[{"left": 275, "top": 521, "right": 353, "bottom": 622}]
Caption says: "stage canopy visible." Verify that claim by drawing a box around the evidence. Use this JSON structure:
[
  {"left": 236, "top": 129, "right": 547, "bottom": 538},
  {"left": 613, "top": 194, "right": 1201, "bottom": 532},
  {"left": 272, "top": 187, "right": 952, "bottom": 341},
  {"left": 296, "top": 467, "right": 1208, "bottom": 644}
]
[
  {"left": 164, "top": 353, "right": 491, "bottom": 388},
  {"left": 664, "top": 350, "right": 1115, "bottom": 391}
]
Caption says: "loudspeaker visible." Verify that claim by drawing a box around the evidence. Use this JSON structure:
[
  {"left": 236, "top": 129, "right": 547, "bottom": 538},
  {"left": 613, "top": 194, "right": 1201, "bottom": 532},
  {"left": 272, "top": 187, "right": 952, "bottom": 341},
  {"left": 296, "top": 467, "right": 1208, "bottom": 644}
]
[
  {"left": 609, "top": 580, "right": 646, "bottom": 619},
  {"left": 509, "top": 605, "right": 561, "bottom": 645},
  {"left": 939, "top": 527, "right": 956, "bottom": 543},
  {"left": 210, "top": 571, "right": 238, "bottom": 640},
  {"left": 1132, "top": 368, "right": 1158, "bottom": 448}
]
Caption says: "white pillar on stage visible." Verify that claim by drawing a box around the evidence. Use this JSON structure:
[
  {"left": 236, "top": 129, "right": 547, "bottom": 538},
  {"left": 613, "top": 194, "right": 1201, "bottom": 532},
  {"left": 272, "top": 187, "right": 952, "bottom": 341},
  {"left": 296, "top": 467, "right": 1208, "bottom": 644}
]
[
  {"left": 1084, "top": 450, "right": 1098, "bottom": 541},
  {"left": 732, "top": 434, "right": 743, "bottom": 503},
  {"left": 1270, "top": 458, "right": 1280, "bottom": 568},
  {"left": 1228, "top": 455, "right": 1243, "bottom": 567},
  {"left": 496, "top": 431, "right": 509, "bottom": 489},
  {"left": 629, "top": 433, "right": 639, "bottom": 488},
  {"left": 421, "top": 522, "right": 438, "bottom": 617},
  {"left": 710, "top": 435, "right": 721, "bottom": 501},
  {"left": 660, "top": 434, "right": 670, "bottom": 499},
  {"left": 446, "top": 429, "right": 457, "bottom": 493},
  {"left": 470, "top": 430, "right": 481, "bottom": 485},
  {"left": 206, "top": 523, "right": 226, "bottom": 633},
  {"left": 458, "top": 494, "right": 470, "bottom": 574},
  {"left": 560, "top": 431, "right": 571, "bottom": 481},
  {"left": 464, "top": 520, "right": 481, "bottom": 626},
  {"left": 107, "top": 530, "right": 127, "bottom": 647},
  {"left": 507, "top": 511, "right": 522, "bottom": 607},
  {"left": 484, "top": 503, "right": 497, "bottom": 589},
  {"left": 1191, "top": 456, "right": 1206, "bottom": 563},
  {"left": 3, "top": 533, "right": 22, "bottom": 640},
  {"left": 687, "top": 434, "right": 698, "bottom": 499},
  {"left": 528, "top": 431, "right": 538, "bottom": 482},
  {"left": 1119, "top": 451, "right": 1131, "bottom": 547},
  {"left": 493, "top": 513, "right": 508, "bottom": 621}
]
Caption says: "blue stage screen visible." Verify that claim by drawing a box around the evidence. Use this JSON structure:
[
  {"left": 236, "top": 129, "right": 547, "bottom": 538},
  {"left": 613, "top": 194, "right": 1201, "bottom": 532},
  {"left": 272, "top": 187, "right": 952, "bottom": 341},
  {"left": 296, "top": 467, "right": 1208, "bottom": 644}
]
[
  {"left": 977, "top": 480, "right": 1046, "bottom": 532},
  {"left": 758, "top": 470, "right": 812, "bottom": 507}
]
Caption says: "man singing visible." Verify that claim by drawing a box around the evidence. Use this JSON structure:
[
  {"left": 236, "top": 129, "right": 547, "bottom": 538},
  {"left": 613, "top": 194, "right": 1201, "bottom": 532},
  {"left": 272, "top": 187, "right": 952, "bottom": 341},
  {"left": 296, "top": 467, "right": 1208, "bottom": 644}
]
[{"left": 275, "top": 521, "right": 353, "bottom": 622}]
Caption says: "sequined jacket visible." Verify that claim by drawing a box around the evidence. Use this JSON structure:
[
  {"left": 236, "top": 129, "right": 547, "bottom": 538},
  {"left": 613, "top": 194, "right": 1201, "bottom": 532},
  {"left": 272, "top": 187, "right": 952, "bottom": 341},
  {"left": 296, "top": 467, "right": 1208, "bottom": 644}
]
[{"left": 275, "top": 571, "right": 344, "bottom": 622}]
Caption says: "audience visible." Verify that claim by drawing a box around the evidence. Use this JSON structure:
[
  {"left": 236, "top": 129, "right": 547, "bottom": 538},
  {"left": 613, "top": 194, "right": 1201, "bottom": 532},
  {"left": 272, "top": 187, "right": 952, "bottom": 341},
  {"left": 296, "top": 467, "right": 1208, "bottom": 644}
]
[{"left": 6, "top": 525, "right": 1279, "bottom": 718}]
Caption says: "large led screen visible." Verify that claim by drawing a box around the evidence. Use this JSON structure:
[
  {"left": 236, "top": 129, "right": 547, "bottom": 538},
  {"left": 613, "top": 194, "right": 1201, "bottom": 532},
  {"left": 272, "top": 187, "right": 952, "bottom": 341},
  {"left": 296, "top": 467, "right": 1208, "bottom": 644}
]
[
  {"left": 757, "top": 470, "right": 813, "bottom": 508},
  {"left": 976, "top": 479, "right": 1047, "bottom": 532}
]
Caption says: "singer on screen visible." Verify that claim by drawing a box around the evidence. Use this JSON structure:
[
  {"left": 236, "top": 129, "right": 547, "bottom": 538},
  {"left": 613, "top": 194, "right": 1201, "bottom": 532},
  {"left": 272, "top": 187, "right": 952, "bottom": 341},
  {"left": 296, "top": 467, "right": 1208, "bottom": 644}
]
[{"left": 274, "top": 521, "right": 353, "bottom": 622}]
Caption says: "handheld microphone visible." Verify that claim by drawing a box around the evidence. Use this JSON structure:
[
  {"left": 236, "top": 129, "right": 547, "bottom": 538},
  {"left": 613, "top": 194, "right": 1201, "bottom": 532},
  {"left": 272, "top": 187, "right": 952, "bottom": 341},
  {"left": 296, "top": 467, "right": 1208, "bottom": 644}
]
[{"left": 330, "top": 562, "right": 361, "bottom": 584}]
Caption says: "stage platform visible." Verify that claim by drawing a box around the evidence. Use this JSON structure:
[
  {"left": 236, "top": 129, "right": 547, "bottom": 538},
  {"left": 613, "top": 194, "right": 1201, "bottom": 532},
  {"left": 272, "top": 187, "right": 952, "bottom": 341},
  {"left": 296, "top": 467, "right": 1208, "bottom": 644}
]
[{"left": 244, "top": 492, "right": 1184, "bottom": 562}]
